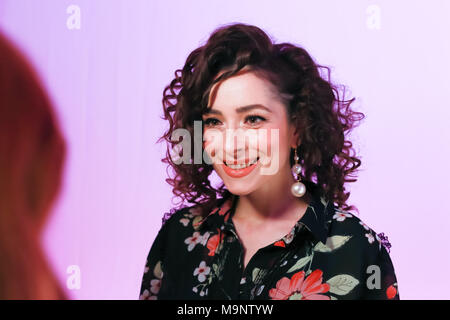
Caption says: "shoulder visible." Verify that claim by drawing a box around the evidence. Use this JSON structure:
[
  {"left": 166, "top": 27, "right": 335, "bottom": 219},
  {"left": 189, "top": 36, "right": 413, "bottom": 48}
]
[
  {"left": 323, "top": 206, "right": 399, "bottom": 299},
  {"left": 327, "top": 206, "right": 392, "bottom": 256},
  {"left": 160, "top": 204, "right": 205, "bottom": 233}
]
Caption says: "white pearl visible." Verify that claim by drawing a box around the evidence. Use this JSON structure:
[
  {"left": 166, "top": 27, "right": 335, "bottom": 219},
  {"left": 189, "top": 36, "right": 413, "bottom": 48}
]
[
  {"left": 291, "top": 182, "right": 306, "bottom": 197},
  {"left": 292, "top": 164, "right": 302, "bottom": 175}
]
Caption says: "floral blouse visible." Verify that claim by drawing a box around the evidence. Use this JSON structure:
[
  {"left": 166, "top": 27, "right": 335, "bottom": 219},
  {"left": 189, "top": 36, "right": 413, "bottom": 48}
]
[{"left": 139, "top": 190, "right": 399, "bottom": 300}]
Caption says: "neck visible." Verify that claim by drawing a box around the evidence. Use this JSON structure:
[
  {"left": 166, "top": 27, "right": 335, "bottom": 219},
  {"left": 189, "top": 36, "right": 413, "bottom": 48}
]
[{"left": 232, "top": 163, "right": 312, "bottom": 224}]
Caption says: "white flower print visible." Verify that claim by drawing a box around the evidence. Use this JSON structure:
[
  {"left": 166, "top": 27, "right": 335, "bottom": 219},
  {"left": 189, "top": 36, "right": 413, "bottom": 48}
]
[
  {"left": 184, "top": 231, "right": 203, "bottom": 251},
  {"left": 200, "top": 232, "right": 210, "bottom": 246},
  {"left": 375, "top": 233, "right": 382, "bottom": 250},
  {"left": 140, "top": 261, "right": 163, "bottom": 300},
  {"left": 333, "top": 212, "right": 353, "bottom": 222},
  {"left": 189, "top": 206, "right": 203, "bottom": 217},
  {"left": 193, "top": 261, "right": 211, "bottom": 282},
  {"left": 140, "top": 289, "right": 157, "bottom": 300},
  {"left": 365, "top": 233, "right": 375, "bottom": 244},
  {"left": 283, "top": 228, "right": 295, "bottom": 244},
  {"left": 359, "top": 221, "right": 370, "bottom": 231},
  {"left": 150, "top": 279, "right": 161, "bottom": 295},
  {"left": 179, "top": 218, "right": 190, "bottom": 227}
]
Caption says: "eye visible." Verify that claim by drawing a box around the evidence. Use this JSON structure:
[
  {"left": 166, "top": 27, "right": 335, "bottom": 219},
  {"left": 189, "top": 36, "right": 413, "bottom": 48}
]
[
  {"left": 245, "top": 115, "right": 266, "bottom": 126},
  {"left": 203, "top": 115, "right": 266, "bottom": 127},
  {"left": 203, "top": 117, "right": 222, "bottom": 127}
]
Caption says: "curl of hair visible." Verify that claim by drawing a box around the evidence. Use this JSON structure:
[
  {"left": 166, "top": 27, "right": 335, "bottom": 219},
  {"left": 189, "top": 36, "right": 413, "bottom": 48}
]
[{"left": 158, "top": 23, "right": 364, "bottom": 223}]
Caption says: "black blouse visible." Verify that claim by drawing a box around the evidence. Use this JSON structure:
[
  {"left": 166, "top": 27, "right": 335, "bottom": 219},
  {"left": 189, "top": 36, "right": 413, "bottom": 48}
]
[{"left": 139, "top": 188, "right": 399, "bottom": 300}]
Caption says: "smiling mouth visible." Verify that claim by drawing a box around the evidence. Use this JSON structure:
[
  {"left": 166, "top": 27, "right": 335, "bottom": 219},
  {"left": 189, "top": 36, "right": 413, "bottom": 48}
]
[
  {"left": 220, "top": 157, "right": 260, "bottom": 179},
  {"left": 224, "top": 157, "right": 260, "bottom": 170}
]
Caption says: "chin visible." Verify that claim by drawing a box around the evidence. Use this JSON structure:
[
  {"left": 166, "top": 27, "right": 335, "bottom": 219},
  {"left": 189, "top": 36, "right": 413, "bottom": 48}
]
[{"left": 223, "top": 181, "right": 258, "bottom": 196}]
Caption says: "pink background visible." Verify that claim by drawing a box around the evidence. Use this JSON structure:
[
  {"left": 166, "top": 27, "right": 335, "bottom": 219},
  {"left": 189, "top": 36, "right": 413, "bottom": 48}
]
[{"left": 1, "top": 0, "right": 449, "bottom": 299}]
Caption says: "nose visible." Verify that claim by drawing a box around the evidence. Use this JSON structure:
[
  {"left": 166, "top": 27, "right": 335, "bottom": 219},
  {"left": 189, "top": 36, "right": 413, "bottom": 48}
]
[{"left": 223, "top": 128, "right": 247, "bottom": 162}]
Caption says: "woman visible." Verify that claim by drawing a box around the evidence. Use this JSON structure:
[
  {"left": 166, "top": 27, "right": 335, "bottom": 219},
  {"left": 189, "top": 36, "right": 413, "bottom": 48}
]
[
  {"left": 140, "top": 23, "right": 399, "bottom": 300},
  {"left": 0, "top": 30, "right": 67, "bottom": 299}
]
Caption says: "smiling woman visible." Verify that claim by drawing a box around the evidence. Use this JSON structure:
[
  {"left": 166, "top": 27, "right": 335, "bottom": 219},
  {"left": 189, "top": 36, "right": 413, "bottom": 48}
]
[{"left": 140, "top": 22, "right": 399, "bottom": 300}]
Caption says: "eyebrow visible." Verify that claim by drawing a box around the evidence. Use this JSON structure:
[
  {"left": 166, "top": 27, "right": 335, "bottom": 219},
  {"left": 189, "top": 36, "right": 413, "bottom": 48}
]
[{"left": 203, "top": 104, "right": 272, "bottom": 116}]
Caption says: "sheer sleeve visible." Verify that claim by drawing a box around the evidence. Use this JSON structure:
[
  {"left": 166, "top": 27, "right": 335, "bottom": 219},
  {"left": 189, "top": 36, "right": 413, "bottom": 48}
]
[
  {"left": 138, "top": 218, "right": 170, "bottom": 300},
  {"left": 363, "top": 235, "right": 400, "bottom": 300}
]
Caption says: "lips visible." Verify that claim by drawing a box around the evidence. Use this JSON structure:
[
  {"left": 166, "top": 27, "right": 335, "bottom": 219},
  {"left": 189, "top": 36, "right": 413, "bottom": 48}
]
[
  {"left": 220, "top": 157, "right": 260, "bottom": 178},
  {"left": 224, "top": 157, "right": 259, "bottom": 168}
]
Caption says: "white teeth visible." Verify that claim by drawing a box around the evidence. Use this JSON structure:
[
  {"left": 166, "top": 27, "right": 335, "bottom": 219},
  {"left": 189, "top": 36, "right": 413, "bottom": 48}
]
[{"left": 226, "top": 158, "right": 258, "bottom": 169}]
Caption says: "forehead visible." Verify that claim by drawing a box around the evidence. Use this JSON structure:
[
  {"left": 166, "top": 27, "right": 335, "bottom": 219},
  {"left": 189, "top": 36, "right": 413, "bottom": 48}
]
[{"left": 207, "top": 70, "right": 281, "bottom": 111}]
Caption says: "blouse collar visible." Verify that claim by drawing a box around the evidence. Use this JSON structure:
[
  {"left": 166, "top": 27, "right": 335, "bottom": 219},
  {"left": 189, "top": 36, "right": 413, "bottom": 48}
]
[{"left": 196, "top": 186, "right": 334, "bottom": 245}]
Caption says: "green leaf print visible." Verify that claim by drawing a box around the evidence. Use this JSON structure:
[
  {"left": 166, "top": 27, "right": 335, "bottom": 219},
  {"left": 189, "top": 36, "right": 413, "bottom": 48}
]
[
  {"left": 154, "top": 261, "right": 163, "bottom": 279},
  {"left": 326, "top": 274, "right": 359, "bottom": 295},
  {"left": 287, "top": 255, "right": 312, "bottom": 273},
  {"left": 313, "top": 235, "right": 352, "bottom": 253},
  {"left": 252, "top": 268, "right": 260, "bottom": 282}
]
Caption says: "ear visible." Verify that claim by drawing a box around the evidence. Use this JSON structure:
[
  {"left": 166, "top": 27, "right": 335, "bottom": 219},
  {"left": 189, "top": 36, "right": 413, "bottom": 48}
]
[
  {"left": 289, "top": 122, "right": 301, "bottom": 149},
  {"left": 291, "top": 139, "right": 301, "bottom": 149}
]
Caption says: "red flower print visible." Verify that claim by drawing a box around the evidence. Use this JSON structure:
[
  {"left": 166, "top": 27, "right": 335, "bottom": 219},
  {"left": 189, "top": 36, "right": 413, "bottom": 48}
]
[
  {"left": 274, "top": 240, "right": 286, "bottom": 247},
  {"left": 206, "top": 229, "right": 224, "bottom": 256},
  {"left": 269, "top": 269, "right": 330, "bottom": 300},
  {"left": 218, "top": 199, "right": 232, "bottom": 216},
  {"left": 386, "top": 284, "right": 397, "bottom": 299},
  {"left": 217, "top": 198, "right": 233, "bottom": 223}
]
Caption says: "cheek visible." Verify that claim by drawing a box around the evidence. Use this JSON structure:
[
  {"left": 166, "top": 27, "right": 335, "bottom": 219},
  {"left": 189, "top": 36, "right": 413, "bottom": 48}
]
[
  {"left": 256, "top": 125, "right": 291, "bottom": 169},
  {"left": 202, "top": 137, "right": 213, "bottom": 158},
  {"left": 256, "top": 127, "right": 282, "bottom": 154},
  {"left": 202, "top": 138, "right": 209, "bottom": 149},
  {"left": 203, "top": 130, "right": 223, "bottom": 160}
]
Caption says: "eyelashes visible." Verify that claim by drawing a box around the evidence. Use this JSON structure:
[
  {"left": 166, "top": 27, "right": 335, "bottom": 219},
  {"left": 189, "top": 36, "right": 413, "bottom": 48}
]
[{"left": 203, "top": 115, "right": 267, "bottom": 127}]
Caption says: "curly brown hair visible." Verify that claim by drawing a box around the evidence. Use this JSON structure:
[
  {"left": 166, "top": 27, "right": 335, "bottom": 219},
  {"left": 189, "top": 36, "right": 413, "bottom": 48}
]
[{"left": 158, "top": 23, "right": 364, "bottom": 223}]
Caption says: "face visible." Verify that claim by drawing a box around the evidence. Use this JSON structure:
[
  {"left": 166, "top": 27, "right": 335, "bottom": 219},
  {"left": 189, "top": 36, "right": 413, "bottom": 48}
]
[{"left": 202, "top": 67, "right": 300, "bottom": 196}]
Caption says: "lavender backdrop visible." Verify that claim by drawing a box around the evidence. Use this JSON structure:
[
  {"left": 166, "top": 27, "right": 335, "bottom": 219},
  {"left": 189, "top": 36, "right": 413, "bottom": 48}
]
[{"left": 1, "top": 0, "right": 449, "bottom": 299}]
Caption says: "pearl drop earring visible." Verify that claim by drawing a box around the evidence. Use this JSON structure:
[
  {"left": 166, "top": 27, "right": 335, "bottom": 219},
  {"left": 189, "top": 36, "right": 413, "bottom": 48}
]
[{"left": 291, "top": 147, "right": 306, "bottom": 197}]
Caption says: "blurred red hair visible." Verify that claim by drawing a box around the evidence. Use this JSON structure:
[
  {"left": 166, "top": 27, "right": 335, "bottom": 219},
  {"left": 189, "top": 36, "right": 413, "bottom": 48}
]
[{"left": 0, "top": 30, "right": 67, "bottom": 299}]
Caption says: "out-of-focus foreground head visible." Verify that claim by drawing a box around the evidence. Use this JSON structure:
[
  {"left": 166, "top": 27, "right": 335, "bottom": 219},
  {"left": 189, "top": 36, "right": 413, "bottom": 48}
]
[{"left": 0, "top": 30, "right": 67, "bottom": 299}]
